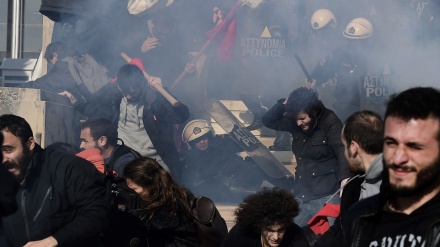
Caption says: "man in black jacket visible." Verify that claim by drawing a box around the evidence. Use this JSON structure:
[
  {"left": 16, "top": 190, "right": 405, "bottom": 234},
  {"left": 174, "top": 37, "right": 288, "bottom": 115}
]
[
  {"left": 0, "top": 114, "right": 109, "bottom": 247},
  {"left": 343, "top": 87, "right": 440, "bottom": 247},
  {"left": 263, "top": 87, "right": 350, "bottom": 226}
]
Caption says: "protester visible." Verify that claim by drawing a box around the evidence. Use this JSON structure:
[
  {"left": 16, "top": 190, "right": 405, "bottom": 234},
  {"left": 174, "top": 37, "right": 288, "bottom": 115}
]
[
  {"left": 80, "top": 118, "right": 141, "bottom": 177},
  {"left": 222, "top": 187, "right": 309, "bottom": 247},
  {"left": 75, "top": 64, "right": 190, "bottom": 180},
  {"left": 0, "top": 132, "right": 19, "bottom": 218},
  {"left": 343, "top": 87, "right": 440, "bottom": 247},
  {"left": 0, "top": 114, "right": 109, "bottom": 247},
  {"left": 308, "top": 110, "right": 384, "bottom": 246},
  {"left": 263, "top": 87, "right": 350, "bottom": 226},
  {"left": 123, "top": 157, "right": 201, "bottom": 246}
]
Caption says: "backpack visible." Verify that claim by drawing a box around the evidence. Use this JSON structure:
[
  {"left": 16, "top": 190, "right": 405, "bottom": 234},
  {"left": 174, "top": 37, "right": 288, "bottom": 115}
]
[
  {"left": 65, "top": 54, "right": 111, "bottom": 96},
  {"left": 191, "top": 196, "right": 228, "bottom": 247},
  {"left": 106, "top": 144, "right": 141, "bottom": 174}
]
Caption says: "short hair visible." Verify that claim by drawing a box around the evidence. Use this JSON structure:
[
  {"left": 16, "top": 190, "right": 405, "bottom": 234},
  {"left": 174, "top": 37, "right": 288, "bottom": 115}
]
[
  {"left": 44, "top": 41, "right": 77, "bottom": 61},
  {"left": 286, "top": 87, "right": 323, "bottom": 117},
  {"left": 234, "top": 188, "right": 300, "bottom": 233},
  {"left": 116, "top": 64, "right": 146, "bottom": 92},
  {"left": 81, "top": 118, "right": 118, "bottom": 147},
  {"left": 343, "top": 110, "right": 384, "bottom": 155},
  {"left": 0, "top": 114, "right": 33, "bottom": 146},
  {"left": 385, "top": 87, "right": 440, "bottom": 141}
]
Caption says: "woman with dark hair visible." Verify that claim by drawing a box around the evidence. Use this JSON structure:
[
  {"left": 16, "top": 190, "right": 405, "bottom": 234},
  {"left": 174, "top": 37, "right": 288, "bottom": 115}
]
[{"left": 123, "top": 157, "right": 201, "bottom": 246}]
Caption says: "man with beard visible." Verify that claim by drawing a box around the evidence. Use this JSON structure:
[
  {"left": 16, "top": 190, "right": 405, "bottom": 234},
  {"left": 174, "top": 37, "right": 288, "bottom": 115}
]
[
  {"left": 343, "top": 87, "right": 440, "bottom": 247},
  {"left": 307, "top": 110, "right": 384, "bottom": 246},
  {"left": 263, "top": 87, "right": 350, "bottom": 227},
  {"left": 75, "top": 64, "right": 190, "bottom": 182},
  {"left": 0, "top": 114, "right": 109, "bottom": 247},
  {"left": 80, "top": 118, "right": 140, "bottom": 177},
  {"left": 0, "top": 132, "right": 19, "bottom": 217}
]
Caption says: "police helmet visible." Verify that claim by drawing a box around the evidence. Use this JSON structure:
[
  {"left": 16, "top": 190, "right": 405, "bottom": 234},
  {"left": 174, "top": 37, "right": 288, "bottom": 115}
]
[
  {"left": 343, "top": 18, "right": 373, "bottom": 39},
  {"left": 311, "top": 9, "right": 337, "bottom": 30},
  {"left": 182, "top": 119, "right": 214, "bottom": 143}
]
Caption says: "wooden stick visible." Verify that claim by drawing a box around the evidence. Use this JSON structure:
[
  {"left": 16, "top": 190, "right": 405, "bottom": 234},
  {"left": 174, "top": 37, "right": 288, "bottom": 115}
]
[{"left": 120, "top": 52, "right": 179, "bottom": 107}]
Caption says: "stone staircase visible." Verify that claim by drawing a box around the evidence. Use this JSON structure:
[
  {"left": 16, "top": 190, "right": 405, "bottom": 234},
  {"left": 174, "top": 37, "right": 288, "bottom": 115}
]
[{"left": 211, "top": 100, "right": 297, "bottom": 230}]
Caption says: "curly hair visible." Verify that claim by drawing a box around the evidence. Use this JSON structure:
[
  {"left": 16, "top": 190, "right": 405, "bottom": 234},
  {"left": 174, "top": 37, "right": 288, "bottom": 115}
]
[
  {"left": 285, "top": 87, "right": 323, "bottom": 117},
  {"left": 234, "top": 188, "right": 300, "bottom": 233},
  {"left": 123, "top": 157, "right": 193, "bottom": 221}
]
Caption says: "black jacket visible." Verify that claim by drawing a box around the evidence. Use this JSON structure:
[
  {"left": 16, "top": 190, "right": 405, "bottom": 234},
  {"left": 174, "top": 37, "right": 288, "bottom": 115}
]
[
  {"left": 75, "top": 83, "right": 190, "bottom": 179},
  {"left": 262, "top": 100, "right": 350, "bottom": 202},
  {"left": 343, "top": 193, "right": 440, "bottom": 247},
  {"left": 1, "top": 145, "right": 109, "bottom": 247},
  {"left": 0, "top": 163, "right": 19, "bottom": 217},
  {"left": 144, "top": 203, "right": 201, "bottom": 247}
]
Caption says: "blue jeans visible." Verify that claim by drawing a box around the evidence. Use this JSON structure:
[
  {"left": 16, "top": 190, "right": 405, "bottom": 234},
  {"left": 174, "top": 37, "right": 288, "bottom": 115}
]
[{"left": 294, "top": 194, "right": 340, "bottom": 227}]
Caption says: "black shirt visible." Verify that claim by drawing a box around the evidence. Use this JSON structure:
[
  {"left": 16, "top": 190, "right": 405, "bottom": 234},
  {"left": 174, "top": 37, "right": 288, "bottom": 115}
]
[{"left": 367, "top": 193, "right": 440, "bottom": 247}]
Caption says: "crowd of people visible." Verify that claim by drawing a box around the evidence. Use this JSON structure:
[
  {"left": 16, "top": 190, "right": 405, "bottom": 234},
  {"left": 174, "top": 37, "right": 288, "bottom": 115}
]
[{"left": 1, "top": 0, "right": 440, "bottom": 246}]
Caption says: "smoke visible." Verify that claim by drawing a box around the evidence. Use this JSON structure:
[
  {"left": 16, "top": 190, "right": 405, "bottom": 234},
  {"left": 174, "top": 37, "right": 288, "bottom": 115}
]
[{"left": 37, "top": 0, "right": 440, "bottom": 199}]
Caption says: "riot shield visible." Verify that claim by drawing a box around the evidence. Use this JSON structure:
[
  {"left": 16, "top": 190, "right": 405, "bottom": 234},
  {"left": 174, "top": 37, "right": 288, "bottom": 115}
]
[{"left": 204, "top": 98, "right": 294, "bottom": 179}]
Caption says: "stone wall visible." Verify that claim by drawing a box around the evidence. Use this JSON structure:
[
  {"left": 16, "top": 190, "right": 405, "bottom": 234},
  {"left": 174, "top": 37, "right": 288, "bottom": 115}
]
[{"left": 0, "top": 87, "right": 77, "bottom": 147}]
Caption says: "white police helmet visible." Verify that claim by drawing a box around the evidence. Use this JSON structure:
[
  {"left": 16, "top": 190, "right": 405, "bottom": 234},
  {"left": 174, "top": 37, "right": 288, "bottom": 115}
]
[
  {"left": 343, "top": 18, "right": 373, "bottom": 39},
  {"left": 311, "top": 9, "right": 337, "bottom": 30},
  {"left": 182, "top": 119, "right": 214, "bottom": 143}
]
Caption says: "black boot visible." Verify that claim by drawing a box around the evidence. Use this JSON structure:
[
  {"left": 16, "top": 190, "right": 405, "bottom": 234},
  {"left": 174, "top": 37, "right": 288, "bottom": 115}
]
[{"left": 269, "top": 131, "right": 291, "bottom": 151}]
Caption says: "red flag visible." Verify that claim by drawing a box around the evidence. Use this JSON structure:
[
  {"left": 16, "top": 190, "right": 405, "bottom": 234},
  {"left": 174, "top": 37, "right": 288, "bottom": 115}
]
[
  {"left": 307, "top": 203, "right": 340, "bottom": 235},
  {"left": 205, "top": 2, "right": 240, "bottom": 62}
]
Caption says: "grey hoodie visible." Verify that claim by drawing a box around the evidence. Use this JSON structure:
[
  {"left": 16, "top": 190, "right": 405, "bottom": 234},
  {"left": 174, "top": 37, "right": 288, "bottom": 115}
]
[{"left": 359, "top": 153, "right": 383, "bottom": 200}]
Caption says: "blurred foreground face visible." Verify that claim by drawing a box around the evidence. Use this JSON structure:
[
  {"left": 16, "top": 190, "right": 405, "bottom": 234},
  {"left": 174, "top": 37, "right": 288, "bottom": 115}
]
[
  {"left": 261, "top": 223, "right": 287, "bottom": 247},
  {"left": 1, "top": 131, "right": 32, "bottom": 180},
  {"left": 383, "top": 116, "right": 440, "bottom": 197}
]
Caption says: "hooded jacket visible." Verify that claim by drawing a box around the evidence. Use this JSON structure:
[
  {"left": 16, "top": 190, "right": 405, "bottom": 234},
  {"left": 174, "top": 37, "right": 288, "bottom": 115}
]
[
  {"left": 1, "top": 145, "right": 109, "bottom": 247},
  {"left": 359, "top": 154, "right": 383, "bottom": 200}
]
